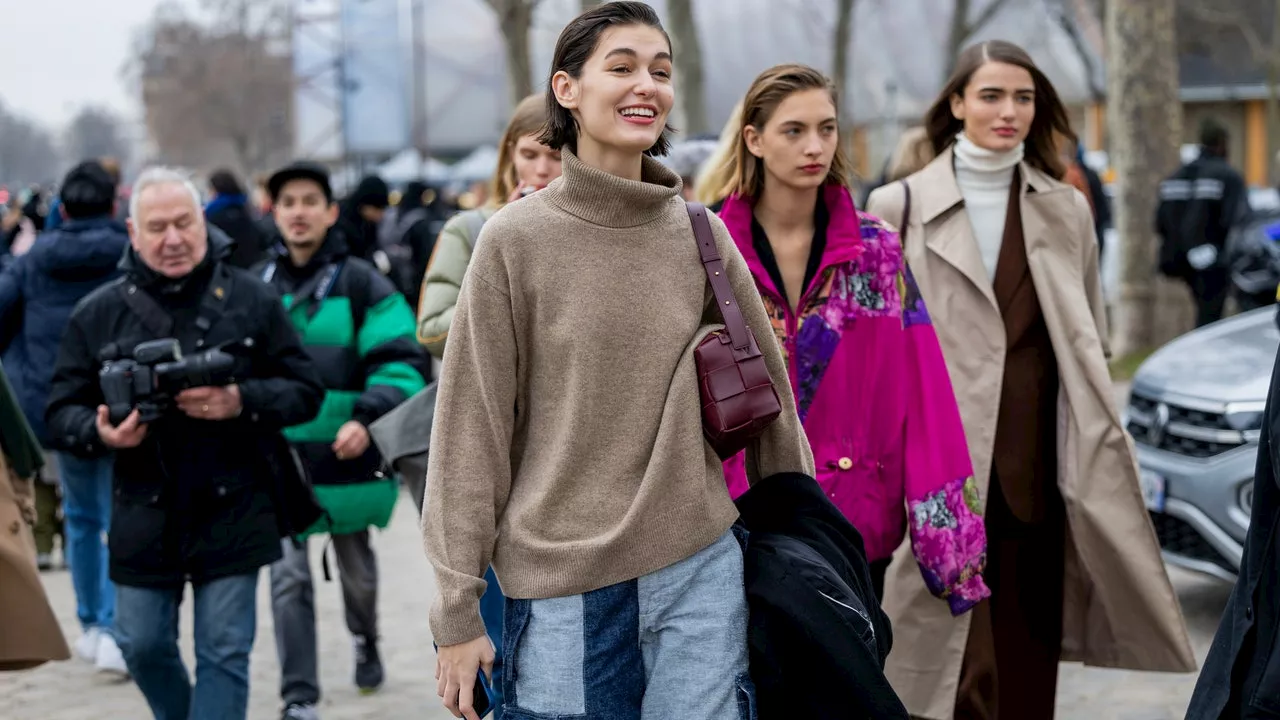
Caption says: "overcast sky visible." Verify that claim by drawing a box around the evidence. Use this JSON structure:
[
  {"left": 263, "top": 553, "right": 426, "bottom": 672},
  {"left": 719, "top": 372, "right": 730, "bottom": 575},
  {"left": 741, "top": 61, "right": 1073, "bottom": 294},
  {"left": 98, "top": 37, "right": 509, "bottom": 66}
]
[{"left": 0, "top": 0, "right": 168, "bottom": 132}]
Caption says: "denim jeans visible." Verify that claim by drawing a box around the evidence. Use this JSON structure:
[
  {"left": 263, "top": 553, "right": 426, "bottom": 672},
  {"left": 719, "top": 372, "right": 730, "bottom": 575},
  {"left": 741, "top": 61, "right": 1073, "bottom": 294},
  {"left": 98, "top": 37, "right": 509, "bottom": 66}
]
[
  {"left": 502, "top": 530, "right": 755, "bottom": 720},
  {"left": 56, "top": 452, "right": 115, "bottom": 634},
  {"left": 115, "top": 572, "right": 259, "bottom": 720},
  {"left": 479, "top": 566, "right": 505, "bottom": 719}
]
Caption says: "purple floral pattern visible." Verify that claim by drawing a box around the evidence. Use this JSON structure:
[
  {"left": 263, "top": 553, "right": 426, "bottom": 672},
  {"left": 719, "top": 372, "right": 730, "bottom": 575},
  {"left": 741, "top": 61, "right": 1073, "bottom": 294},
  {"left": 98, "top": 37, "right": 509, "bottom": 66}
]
[
  {"left": 783, "top": 217, "right": 907, "bottom": 420},
  {"left": 911, "top": 475, "right": 989, "bottom": 615}
]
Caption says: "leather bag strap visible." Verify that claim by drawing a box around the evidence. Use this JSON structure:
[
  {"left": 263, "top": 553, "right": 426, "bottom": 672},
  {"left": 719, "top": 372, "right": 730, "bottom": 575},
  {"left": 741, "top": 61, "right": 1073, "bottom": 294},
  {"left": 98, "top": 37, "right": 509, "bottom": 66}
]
[
  {"left": 687, "top": 202, "right": 750, "bottom": 351},
  {"left": 898, "top": 179, "right": 912, "bottom": 247}
]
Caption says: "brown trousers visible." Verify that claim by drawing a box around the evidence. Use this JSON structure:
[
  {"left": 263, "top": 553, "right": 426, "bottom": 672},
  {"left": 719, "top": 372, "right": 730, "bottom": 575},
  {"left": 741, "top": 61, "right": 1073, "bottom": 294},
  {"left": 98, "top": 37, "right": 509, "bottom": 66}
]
[{"left": 954, "top": 469, "right": 1066, "bottom": 719}]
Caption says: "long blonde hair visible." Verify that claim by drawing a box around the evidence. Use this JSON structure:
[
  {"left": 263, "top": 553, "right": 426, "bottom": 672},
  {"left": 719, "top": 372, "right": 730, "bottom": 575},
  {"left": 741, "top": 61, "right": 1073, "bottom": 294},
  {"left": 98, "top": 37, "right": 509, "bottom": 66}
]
[
  {"left": 694, "top": 99, "right": 744, "bottom": 206},
  {"left": 489, "top": 94, "right": 551, "bottom": 207},
  {"left": 721, "top": 64, "right": 854, "bottom": 200}
]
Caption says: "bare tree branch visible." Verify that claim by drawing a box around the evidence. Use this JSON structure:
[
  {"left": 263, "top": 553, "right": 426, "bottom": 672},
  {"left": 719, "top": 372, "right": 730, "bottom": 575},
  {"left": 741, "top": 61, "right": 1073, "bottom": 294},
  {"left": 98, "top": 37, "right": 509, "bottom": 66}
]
[{"left": 946, "top": 0, "right": 1015, "bottom": 78}]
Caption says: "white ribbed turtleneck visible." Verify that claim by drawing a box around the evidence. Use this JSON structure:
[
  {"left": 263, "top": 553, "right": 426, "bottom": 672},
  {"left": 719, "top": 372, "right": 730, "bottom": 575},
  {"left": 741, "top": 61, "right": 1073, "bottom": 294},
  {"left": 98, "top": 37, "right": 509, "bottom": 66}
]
[{"left": 953, "top": 132, "right": 1024, "bottom": 278}]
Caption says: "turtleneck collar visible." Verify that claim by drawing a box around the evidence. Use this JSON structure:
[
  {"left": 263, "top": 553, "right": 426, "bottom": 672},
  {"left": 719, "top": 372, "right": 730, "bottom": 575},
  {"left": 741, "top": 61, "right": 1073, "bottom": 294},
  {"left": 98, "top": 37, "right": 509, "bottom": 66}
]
[
  {"left": 953, "top": 132, "right": 1024, "bottom": 175},
  {"left": 540, "top": 148, "right": 682, "bottom": 228}
]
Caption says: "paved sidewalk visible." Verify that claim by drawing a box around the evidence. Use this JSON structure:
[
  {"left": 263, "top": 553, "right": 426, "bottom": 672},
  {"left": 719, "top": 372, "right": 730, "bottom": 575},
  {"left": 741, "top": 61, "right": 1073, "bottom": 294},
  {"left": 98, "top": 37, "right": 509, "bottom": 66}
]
[{"left": 0, "top": 496, "right": 454, "bottom": 720}]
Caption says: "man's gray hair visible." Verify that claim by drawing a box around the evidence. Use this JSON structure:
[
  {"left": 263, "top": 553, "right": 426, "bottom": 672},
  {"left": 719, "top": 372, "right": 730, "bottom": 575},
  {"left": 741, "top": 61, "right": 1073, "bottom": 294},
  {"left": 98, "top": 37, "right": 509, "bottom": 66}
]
[{"left": 129, "top": 166, "right": 204, "bottom": 220}]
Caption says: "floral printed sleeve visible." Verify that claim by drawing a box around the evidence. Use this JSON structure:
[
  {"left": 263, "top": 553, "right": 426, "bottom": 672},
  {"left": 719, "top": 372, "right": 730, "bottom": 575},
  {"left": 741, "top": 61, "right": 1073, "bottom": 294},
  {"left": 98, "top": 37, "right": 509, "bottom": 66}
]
[{"left": 899, "top": 264, "right": 990, "bottom": 615}]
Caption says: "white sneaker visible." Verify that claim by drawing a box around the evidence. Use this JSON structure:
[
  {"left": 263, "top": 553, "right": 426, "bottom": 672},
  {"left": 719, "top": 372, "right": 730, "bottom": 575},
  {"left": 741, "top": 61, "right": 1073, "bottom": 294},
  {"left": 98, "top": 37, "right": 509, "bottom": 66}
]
[
  {"left": 94, "top": 633, "right": 130, "bottom": 679},
  {"left": 73, "top": 627, "right": 102, "bottom": 663}
]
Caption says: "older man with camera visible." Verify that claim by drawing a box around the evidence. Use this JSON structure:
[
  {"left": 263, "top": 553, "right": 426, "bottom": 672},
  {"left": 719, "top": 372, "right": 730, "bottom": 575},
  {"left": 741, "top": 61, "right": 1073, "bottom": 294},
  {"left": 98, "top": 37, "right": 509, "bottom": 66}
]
[{"left": 45, "top": 167, "right": 325, "bottom": 720}]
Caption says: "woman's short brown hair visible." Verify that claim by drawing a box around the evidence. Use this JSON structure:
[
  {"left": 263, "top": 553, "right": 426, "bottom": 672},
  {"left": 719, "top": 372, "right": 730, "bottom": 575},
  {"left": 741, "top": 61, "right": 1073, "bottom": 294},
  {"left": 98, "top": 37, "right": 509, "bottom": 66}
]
[
  {"left": 721, "top": 64, "right": 854, "bottom": 200},
  {"left": 489, "top": 94, "right": 551, "bottom": 207},
  {"left": 537, "top": 1, "right": 674, "bottom": 157},
  {"left": 925, "top": 40, "right": 1073, "bottom": 180}
]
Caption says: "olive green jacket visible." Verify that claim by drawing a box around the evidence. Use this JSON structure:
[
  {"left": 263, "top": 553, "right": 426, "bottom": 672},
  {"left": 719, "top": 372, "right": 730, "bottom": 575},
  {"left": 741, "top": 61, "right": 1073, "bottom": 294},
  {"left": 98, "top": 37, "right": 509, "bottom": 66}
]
[{"left": 416, "top": 207, "right": 496, "bottom": 359}]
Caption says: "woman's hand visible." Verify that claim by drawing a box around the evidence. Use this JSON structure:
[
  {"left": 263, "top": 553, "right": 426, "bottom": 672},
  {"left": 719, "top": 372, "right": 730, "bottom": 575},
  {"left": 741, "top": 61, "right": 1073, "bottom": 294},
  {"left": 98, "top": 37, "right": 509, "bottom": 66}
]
[{"left": 435, "top": 634, "right": 496, "bottom": 720}]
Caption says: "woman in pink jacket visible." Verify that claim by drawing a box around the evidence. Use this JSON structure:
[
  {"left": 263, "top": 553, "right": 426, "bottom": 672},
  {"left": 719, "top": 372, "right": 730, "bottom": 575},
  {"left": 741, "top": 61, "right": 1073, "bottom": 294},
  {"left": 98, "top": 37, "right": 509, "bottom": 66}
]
[{"left": 716, "top": 64, "right": 989, "bottom": 614}]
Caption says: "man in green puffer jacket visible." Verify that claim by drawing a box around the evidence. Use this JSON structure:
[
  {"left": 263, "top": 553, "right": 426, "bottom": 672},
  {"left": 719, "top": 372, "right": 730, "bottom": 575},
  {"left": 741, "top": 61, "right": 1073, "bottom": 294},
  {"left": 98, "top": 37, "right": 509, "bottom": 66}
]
[{"left": 258, "top": 162, "right": 429, "bottom": 719}]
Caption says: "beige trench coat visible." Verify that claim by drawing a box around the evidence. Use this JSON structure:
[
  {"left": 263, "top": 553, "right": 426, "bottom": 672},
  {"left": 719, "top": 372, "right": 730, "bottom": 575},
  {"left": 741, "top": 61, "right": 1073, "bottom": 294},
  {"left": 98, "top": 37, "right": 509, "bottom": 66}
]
[
  {"left": 867, "top": 149, "right": 1195, "bottom": 719},
  {"left": 0, "top": 453, "right": 69, "bottom": 671}
]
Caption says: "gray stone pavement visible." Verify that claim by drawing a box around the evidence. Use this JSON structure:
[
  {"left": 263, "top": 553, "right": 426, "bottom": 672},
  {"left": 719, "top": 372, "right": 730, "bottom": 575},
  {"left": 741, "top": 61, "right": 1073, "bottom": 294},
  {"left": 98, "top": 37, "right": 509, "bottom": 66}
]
[{"left": 0, "top": 381, "right": 1234, "bottom": 718}]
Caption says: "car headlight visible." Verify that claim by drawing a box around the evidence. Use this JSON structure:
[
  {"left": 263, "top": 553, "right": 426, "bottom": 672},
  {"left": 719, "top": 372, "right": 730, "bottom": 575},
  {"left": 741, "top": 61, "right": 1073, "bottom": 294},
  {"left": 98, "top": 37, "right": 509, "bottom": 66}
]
[{"left": 1225, "top": 402, "right": 1267, "bottom": 432}]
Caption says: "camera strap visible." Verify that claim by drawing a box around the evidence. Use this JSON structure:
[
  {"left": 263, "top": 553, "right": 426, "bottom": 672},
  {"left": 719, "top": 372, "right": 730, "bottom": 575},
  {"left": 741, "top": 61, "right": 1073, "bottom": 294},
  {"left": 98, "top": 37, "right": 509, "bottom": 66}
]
[
  {"left": 260, "top": 260, "right": 345, "bottom": 320},
  {"left": 117, "top": 264, "right": 235, "bottom": 343},
  {"left": 117, "top": 283, "right": 174, "bottom": 338}
]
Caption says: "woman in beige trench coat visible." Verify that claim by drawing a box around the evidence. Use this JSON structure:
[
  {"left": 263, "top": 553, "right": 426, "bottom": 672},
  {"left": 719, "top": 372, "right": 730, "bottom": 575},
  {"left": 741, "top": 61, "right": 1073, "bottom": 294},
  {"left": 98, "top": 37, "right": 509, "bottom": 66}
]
[
  {"left": 0, "top": 360, "right": 69, "bottom": 671},
  {"left": 867, "top": 40, "right": 1194, "bottom": 719}
]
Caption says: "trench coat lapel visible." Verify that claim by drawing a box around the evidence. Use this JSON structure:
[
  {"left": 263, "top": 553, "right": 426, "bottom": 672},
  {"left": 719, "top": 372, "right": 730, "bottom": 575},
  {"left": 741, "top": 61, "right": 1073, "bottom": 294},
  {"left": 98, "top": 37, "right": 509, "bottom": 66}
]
[{"left": 916, "top": 147, "right": 999, "bottom": 314}]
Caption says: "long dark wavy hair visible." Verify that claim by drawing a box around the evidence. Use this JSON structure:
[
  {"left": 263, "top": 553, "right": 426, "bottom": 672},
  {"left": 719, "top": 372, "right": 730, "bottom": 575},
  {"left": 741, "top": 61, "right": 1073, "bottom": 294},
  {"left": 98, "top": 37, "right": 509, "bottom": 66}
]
[{"left": 924, "top": 40, "right": 1073, "bottom": 179}]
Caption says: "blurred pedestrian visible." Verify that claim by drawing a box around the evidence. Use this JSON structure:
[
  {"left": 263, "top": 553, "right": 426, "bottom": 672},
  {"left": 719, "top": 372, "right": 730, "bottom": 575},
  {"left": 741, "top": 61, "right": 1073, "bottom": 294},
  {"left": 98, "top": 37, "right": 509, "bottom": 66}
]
[
  {"left": 260, "top": 161, "right": 428, "bottom": 720},
  {"left": 0, "top": 359, "right": 69, "bottom": 672},
  {"left": 205, "top": 169, "right": 270, "bottom": 269},
  {"left": 1157, "top": 119, "right": 1248, "bottom": 327},
  {"left": 46, "top": 166, "right": 326, "bottom": 720},
  {"left": 0, "top": 161, "right": 130, "bottom": 676},
  {"left": 337, "top": 176, "right": 390, "bottom": 269}
]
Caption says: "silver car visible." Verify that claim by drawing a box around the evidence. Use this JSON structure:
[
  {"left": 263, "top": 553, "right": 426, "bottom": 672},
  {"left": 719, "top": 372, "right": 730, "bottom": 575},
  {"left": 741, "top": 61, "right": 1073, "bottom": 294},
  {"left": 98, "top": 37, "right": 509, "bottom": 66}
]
[{"left": 1125, "top": 307, "right": 1276, "bottom": 581}]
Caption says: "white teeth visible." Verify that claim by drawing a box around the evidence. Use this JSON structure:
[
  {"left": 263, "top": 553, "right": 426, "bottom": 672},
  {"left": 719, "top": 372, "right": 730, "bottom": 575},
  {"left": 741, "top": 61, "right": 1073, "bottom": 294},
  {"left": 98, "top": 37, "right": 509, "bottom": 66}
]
[{"left": 620, "top": 108, "right": 655, "bottom": 117}]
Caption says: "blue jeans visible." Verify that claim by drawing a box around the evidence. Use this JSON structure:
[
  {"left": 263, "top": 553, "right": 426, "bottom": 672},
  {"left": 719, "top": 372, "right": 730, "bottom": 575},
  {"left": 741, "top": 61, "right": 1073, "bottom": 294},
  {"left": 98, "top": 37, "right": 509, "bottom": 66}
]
[
  {"left": 480, "top": 566, "right": 505, "bottom": 719},
  {"left": 502, "top": 531, "right": 755, "bottom": 720},
  {"left": 115, "top": 573, "right": 259, "bottom": 720},
  {"left": 56, "top": 452, "right": 115, "bottom": 634}
]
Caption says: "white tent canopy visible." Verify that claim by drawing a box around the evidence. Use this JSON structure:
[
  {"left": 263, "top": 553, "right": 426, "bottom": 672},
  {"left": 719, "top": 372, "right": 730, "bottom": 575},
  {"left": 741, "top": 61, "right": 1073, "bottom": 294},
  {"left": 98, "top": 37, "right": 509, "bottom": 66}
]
[
  {"left": 377, "top": 149, "right": 452, "bottom": 184},
  {"left": 447, "top": 145, "right": 500, "bottom": 184}
]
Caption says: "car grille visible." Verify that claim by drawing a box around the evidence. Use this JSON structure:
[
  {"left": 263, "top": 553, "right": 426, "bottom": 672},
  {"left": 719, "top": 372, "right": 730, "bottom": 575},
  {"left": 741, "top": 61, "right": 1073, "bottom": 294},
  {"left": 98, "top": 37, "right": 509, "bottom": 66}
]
[
  {"left": 1126, "top": 394, "right": 1247, "bottom": 459},
  {"left": 1149, "top": 511, "right": 1236, "bottom": 573}
]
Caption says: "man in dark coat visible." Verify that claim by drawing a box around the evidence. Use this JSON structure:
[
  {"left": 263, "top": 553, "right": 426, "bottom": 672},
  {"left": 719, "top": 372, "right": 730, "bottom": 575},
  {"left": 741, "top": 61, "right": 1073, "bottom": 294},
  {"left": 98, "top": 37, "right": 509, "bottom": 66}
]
[
  {"left": 1189, "top": 343, "right": 1280, "bottom": 718},
  {"left": 0, "top": 160, "right": 131, "bottom": 673},
  {"left": 45, "top": 166, "right": 324, "bottom": 720},
  {"left": 337, "top": 175, "right": 390, "bottom": 269},
  {"left": 1156, "top": 120, "right": 1249, "bottom": 327},
  {"left": 205, "top": 169, "right": 270, "bottom": 269}
]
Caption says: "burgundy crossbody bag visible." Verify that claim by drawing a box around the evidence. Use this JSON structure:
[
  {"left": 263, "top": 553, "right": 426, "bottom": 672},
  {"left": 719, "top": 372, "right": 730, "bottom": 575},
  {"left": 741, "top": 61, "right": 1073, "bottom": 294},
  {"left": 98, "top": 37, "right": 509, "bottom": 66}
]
[{"left": 685, "top": 202, "right": 782, "bottom": 460}]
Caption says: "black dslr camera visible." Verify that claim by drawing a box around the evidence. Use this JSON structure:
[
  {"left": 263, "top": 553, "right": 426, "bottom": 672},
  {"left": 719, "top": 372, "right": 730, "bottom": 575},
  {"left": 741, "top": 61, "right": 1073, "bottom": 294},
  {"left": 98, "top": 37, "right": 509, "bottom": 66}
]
[{"left": 99, "top": 338, "right": 251, "bottom": 424}]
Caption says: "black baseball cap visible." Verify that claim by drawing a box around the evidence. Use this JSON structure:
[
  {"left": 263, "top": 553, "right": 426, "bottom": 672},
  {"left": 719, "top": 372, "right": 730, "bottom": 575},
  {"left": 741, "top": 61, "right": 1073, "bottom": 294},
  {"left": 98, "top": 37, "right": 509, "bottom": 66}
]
[{"left": 267, "top": 161, "right": 333, "bottom": 203}]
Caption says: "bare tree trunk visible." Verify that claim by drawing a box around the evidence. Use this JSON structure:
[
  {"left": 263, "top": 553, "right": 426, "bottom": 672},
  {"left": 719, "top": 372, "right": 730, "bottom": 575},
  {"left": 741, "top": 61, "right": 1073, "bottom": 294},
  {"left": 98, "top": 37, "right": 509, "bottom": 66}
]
[
  {"left": 946, "top": 0, "right": 973, "bottom": 79},
  {"left": 1107, "top": 0, "right": 1190, "bottom": 356},
  {"left": 668, "top": 0, "right": 706, "bottom": 136},
  {"left": 492, "top": 0, "right": 537, "bottom": 107},
  {"left": 833, "top": 0, "right": 856, "bottom": 130},
  {"left": 945, "top": 0, "right": 1014, "bottom": 79},
  {"left": 1268, "top": 0, "right": 1280, "bottom": 185},
  {"left": 1052, "top": 0, "right": 1104, "bottom": 100}
]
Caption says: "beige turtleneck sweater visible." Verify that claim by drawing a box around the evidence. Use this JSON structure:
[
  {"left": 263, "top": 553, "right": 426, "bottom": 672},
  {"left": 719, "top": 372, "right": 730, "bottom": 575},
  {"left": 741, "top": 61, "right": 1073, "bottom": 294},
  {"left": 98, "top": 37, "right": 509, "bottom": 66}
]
[{"left": 422, "top": 149, "right": 814, "bottom": 646}]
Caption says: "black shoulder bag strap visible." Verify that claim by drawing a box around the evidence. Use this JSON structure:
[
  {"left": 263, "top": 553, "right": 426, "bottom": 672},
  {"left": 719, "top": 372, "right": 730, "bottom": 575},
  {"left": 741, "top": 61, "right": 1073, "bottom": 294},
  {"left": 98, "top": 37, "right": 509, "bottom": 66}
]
[
  {"left": 117, "top": 281, "right": 175, "bottom": 339},
  {"left": 898, "top": 180, "right": 912, "bottom": 248}
]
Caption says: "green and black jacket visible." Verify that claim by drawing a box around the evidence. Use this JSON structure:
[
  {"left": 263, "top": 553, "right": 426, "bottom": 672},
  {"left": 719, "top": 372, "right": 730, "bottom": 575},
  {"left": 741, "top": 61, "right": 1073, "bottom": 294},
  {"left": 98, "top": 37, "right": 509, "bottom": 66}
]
[{"left": 256, "top": 231, "right": 428, "bottom": 536}]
